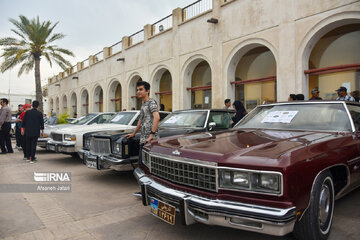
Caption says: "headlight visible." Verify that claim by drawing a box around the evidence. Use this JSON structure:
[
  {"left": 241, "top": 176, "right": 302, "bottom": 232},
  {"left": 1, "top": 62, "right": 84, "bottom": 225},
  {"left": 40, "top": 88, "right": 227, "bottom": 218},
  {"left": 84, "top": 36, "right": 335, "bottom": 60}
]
[
  {"left": 64, "top": 134, "right": 76, "bottom": 141},
  {"left": 142, "top": 150, "right": 150, "bottom": 168},
  {"left": 219, "top": 169, "right": 281, "bottom": 195},
  {"left": 112, "top": 142, "right": 122, "bottom": 155},
  {"left": 85, "top": 137, "right": 91, "bottom": 149}
]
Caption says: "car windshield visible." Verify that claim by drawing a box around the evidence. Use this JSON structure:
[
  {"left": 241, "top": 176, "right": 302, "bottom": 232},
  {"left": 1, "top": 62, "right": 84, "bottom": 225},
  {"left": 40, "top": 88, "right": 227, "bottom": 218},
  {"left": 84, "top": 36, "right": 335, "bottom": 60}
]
[
  {"left": 236, "top": 103, "right": 352, "bottom": 132},
  {"left": 160, "top": 111, "right": 207, "bottom": 128},
  {"left": 109, "top": 112, "right": 137, "bottom": 125},
  {"left": 71, "top": 114, "right": 97, "bottom": 125}
]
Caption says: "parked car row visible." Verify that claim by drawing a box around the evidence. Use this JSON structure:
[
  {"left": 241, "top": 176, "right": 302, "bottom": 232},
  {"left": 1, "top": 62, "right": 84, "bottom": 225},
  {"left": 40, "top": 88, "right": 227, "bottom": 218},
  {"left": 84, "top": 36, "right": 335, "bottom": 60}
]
[{"left": 42, "top": 102, "right": 360, "bottom": 240}]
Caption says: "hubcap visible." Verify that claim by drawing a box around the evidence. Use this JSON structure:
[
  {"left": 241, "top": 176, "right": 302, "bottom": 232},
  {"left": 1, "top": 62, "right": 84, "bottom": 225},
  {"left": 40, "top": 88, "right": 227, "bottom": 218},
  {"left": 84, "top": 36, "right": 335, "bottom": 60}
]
[{"left": 318, "top": 183, "right": 331, "bottom": 226}]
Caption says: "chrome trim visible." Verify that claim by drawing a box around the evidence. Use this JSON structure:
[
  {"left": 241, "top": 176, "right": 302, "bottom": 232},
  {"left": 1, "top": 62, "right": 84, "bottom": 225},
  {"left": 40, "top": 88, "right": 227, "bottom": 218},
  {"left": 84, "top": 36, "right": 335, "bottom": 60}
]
[
  {"left": 217, "top": 166, "right": 283, "bottom": 196},
  {"left": 299, "top": 163, "right": 350, "bottom": 221},
  {"left": 148, "top": 152, "right": 218, "bottom": 167},
  {"left": 204, "top": 110, "right": 210, "bottom": 129},
  {"left": 134, "top": 168, "right": 296, "bottom": 236},
  {"left": 343, "top": 102, "right": 356, "bottom": 132},
  {"left": 347, "top": 156, "right": 360, "bottom": 165}
]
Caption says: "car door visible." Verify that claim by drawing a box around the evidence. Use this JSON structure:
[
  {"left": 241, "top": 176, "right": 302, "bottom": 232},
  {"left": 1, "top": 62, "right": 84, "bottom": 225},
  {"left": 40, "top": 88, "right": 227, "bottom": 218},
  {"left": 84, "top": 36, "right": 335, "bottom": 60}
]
[{"left": 346, "top": 104, "right": 360, "bottom": 187}]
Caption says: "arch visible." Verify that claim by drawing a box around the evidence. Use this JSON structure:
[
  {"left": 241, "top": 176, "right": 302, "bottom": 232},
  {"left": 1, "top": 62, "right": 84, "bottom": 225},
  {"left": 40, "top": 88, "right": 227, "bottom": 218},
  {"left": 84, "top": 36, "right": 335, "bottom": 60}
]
[
  {"left": 127, "top": 73, "right": 143, "bottom": 110},
  {"left": 61, "top": 94, "right": 68, "bottom": 114},
  {"left": 80, "top": 88, "right": 89, "bottom": 116},
  {"left": 70, "top": 92, "right": 77, "bottom": 118},
  {"left": 181, "top": 54, "right": 212, "bottom": 109},
  {"left": 297, "top": 11, "right": 360, "bottom": 98},
  {"left": 150, "top": 65, "right": 173, "bottom": 111},
  {"left": 108, "top": 79, "right": 122, "bottom": 112},
  {"left": 93, "top": 85, "right": 103, "bottom": 112},
  {"left": 224, "top": 38, "right": 278, "bottom": 106}
]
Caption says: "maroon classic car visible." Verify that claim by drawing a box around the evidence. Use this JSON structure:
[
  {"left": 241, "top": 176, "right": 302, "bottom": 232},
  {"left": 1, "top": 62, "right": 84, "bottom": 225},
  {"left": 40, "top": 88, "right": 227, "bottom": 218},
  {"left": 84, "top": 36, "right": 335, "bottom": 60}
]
[{"left": 134, "top": 101, "right": 360, "bottom": 240}]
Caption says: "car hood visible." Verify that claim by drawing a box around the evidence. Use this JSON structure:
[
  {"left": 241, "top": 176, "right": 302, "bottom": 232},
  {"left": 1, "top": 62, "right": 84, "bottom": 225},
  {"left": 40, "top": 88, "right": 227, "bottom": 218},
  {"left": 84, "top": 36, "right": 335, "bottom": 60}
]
[
  {"left": 149, "top": 129, "right": 343, "bottom": 168},
  {"left": 55, "top": 123, "right": 134, "bottom": 134}
]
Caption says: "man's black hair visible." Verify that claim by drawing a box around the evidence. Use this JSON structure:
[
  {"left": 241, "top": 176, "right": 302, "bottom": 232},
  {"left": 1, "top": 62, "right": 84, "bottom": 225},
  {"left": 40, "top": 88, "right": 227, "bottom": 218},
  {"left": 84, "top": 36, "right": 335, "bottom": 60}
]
[
  {"left": 136, "top": 81, "right": 150, "bottom": 91},
  {"left": 224, "top": 99, "right": 231, "bottom": 104},
  {"left": 296, "top": 94, "right": 305, "bottom": 100},
  {"left": 1, "top": 98, "right": 8, "bottom": 104},
  {"left": 289, "top": 94, "right": 297, "bottom": 101},
  {"left": 160, "top": 104, "right": 165, "bottom": 111},
  {"left": 32, "top": 100, "right": 40, "bottom": 108},
  {"left": 18, "top": 104, "right": 24, "bottom": 107}
]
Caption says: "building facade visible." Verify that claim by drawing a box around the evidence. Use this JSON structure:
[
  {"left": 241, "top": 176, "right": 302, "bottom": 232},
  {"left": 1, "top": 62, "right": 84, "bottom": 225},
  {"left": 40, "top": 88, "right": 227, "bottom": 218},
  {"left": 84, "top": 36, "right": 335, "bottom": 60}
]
[{"left": 47, "top": 0, "right": 360, "bottom": 117}]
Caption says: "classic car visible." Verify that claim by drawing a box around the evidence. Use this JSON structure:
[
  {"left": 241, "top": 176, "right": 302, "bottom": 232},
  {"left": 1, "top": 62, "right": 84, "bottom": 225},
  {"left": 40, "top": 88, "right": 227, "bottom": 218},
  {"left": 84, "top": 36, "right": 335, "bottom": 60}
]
[
  {"left": 82, "top": 109, "right": 234, "bottom": 171},
  {"left": 134, "top": 101, "right": 360, "bottom": 240},
  {"left": 47, "top": 111, "right": 143, "bottom": 156},
  {"left": 38, "top": 112, "right": 115, "bottom": 148}
]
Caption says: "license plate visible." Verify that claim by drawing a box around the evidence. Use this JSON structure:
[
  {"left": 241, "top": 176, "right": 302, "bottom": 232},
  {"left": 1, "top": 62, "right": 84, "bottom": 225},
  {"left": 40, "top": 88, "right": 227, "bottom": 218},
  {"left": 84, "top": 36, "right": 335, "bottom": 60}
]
[
  {"left": 150, "top": 197, "right": 176, "bottom": 225},
  {"left": 48, "top": 144, "right": 56, "bottom": 151},
  {"left": 86, "top": 160, "right": 97, "bottom": 169}
]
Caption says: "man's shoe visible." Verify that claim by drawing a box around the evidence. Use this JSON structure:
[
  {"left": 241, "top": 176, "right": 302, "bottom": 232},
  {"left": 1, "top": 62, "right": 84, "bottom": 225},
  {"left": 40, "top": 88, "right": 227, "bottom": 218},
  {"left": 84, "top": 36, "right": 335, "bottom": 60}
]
[
  {"left": 23, "top": 157, "right": 27, "bottom": 160},
  {"left": 0, "top": 152, "right": 6, "bottom": 154},
  {"left": 133, "top": 192, "right": 142, "bottom": 199},
  {"left": 26, "top": 158, "right": 31, "bottom": 162},
  {"left": 30, "top": 160, "right": 37, "bottom": 164}
]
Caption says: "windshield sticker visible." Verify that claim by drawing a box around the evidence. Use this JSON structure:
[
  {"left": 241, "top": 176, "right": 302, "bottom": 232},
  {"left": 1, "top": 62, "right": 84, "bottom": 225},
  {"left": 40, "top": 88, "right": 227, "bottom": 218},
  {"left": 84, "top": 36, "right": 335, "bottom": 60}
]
[
  {"left": 111, "top": 115, "right": 124, "bottom": 122},
  {"left": 261, "top": 111, "right": 298, "bottom": 123},
  {"left": 164, "top": 115, "right": 183, "bottom": 124}
]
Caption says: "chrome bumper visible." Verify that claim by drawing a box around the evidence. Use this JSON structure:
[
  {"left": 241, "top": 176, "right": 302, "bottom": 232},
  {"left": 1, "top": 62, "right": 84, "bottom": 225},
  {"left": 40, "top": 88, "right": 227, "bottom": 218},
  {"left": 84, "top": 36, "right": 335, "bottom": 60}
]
[
  {"left": 82, "top": 150, "right": 137, "bottom": 171},
  {"left": 134, "top": 168, "right": 297, "bottom": 236},
  {"left": 38, "top": 137, "right": 50, "bottom": 147},
  {"left": 47, "top": 140, "right": 75, "bottom": 153}
]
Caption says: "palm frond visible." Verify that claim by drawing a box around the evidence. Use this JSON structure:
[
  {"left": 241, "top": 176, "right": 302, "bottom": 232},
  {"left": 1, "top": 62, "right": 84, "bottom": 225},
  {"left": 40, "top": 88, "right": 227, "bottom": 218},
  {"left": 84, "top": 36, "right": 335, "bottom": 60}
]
[{"left": 48, "top": 33, "right": 65, "bottom": 43}]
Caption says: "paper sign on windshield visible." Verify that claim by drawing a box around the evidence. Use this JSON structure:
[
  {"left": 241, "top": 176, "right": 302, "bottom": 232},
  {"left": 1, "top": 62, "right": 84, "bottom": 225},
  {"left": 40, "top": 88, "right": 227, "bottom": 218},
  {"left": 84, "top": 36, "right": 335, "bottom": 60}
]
[
  {"left": 111, "top": 115, "right": 124, "bottom": 122},
  {"left": 164, "top": 115, "right": 182, "bottom": 124},
  {"left": 261, "top": 111, "right": 298, "bottom": 123}
]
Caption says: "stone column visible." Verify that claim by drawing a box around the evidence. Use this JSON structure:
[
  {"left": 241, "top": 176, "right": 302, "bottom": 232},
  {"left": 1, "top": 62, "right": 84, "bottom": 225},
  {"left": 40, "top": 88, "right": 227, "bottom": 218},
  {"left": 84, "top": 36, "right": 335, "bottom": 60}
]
[{"left": 103, "top": 47, "right": 111, "bottom": 59}]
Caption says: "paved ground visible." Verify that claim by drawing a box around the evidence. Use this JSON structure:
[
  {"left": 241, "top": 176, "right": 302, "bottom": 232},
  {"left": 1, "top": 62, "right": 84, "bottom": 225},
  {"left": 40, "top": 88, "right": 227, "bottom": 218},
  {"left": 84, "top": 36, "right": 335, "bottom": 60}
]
[{"left": 0, "top": 147, "right": 359, "bottom": 240}]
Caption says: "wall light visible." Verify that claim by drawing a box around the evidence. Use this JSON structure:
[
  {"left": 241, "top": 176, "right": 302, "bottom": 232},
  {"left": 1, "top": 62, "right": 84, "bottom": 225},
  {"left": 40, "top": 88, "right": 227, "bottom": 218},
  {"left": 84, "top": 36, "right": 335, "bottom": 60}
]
[
  {"left": 207, "top": 18, "right": 218, "bottom": 24},
  {"left": 117, "top": 58, "right": 125, "bottom": 62},
  {"left": 72, "top": 76, "right": 79, "bottom": 80}
]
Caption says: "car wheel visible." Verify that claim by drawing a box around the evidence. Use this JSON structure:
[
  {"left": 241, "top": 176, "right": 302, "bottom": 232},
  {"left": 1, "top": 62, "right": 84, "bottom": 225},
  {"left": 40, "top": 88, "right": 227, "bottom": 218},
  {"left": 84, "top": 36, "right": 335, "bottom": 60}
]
[{"left": 293, "top": 170, "right": 335, "bottom": 240}]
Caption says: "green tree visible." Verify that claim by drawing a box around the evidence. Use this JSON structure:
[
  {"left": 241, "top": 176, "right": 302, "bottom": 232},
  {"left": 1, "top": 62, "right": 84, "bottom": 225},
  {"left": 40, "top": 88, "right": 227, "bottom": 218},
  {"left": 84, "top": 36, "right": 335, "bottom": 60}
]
[{"left": 0, "top": 15, "right": 74, "bottom": 112}]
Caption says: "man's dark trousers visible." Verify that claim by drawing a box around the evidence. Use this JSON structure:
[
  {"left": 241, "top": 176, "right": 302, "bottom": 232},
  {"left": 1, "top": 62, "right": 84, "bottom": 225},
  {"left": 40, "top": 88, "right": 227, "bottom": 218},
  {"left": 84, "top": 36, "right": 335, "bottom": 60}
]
[
  {"left": 15, "top": 125, "right": 22, "bottom": 147},
  {"left": 0, "top": 122, "right": 13, "bottom": 153},
  {"left": 25, "top": 136, "right": 38, "bottom": 159}
]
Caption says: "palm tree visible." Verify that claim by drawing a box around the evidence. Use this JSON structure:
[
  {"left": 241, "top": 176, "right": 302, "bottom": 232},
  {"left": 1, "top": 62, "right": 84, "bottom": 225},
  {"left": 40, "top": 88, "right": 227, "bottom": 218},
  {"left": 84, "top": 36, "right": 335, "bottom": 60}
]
[{"left": 0, "top": 15, "right": 74, "bottom": 112}]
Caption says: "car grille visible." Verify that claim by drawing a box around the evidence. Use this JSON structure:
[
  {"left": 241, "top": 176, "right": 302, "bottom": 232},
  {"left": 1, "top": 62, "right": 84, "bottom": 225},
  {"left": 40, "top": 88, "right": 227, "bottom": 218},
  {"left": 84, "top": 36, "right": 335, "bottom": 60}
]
[
  {"left": 90, "top": 138, "right": 111, "bottom": 155},
  {"left": 52, "top": 133, "right": 62, "bottom": 141},
  {"left": 149, "top": 154, "right": 217, "bottom": 192}
]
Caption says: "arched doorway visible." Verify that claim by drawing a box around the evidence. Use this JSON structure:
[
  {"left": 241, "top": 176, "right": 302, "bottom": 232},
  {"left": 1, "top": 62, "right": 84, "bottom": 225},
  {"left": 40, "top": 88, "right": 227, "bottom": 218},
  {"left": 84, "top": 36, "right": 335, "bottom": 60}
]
[
  {"left": 55, "top": 97, "right": 59, "bottom": 115},
  {"left": 109, "top": 81, "right": 122, "bottom": 112},
  {"left": 81, "top": 89, "right": 89, "bottom": 116},
  {"left": 93, "top": 86, "right": 103, "bottom": 112},
  {"left": 306, "top": 24, "right": 360, "bottom": 100},
  {"left": 62, "top": 95, "right": 67, "bottom": 114},
  {"left": 129, "top": 75, "right": 142, "bottom": 110},
  {"left": 183, "top": 59, "right": 212, "bottom": 109},
  {"left": 153, "top": 69, "right": 172, "bottom": 111},
  {"left": 230, "top": 46, "right": 276, "bottom": 111},
  {"left": 70, "top": 92, "right": 77, "bottom": 118}
]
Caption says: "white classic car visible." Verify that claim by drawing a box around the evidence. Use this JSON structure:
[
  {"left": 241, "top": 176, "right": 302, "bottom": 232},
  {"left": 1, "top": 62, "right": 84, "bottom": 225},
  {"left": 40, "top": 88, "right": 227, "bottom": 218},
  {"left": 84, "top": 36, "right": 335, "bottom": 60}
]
[
  {"left": 38, "top": 112, "right": 115, "bottom": 147},
  {"left": 47, "top": 111, "right": 142, "bottom": 157}
]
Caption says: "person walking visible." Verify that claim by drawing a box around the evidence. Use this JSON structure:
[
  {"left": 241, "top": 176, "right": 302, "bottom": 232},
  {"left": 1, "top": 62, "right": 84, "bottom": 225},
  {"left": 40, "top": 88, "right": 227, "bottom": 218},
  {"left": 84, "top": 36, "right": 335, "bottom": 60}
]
[
  {"left": 15, "top": 104, "right": 24, "bottom": 149},
  {"left": 20, "top": 104, "right": 32, "bottom": 160},
  {"left": 21, "top": 101, "right": 44, "bottom": 163},
  {"left": 335, "top": 86, "right": 355, "bottom": 101},
  {"left": 232, "top": 100, "right": 247, "bottom": 127},
  {"left": 0, "top": 98, "right": 13, "bottom": 154}
]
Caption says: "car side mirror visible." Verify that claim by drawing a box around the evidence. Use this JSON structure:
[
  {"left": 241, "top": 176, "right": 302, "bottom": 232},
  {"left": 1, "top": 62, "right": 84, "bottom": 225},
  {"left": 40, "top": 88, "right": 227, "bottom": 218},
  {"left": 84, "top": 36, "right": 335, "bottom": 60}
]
[{"left": 208, "top": 122, "right": 216, "bottom": 131}]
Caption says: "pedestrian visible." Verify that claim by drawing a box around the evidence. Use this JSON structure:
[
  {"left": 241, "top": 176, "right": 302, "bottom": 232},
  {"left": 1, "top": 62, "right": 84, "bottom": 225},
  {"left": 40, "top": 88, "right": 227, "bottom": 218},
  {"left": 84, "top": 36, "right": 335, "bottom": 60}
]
[
  {"left": 351, "top": 90, "right": 360, "bottom": 102},
  {"left": 15, "top": 104, "right": 24, "bottom": 149},
  {"left": 232, "top": 100, "right": 247, "bottom": 127},
  {"left": 0, "top": 98, "right": 13, "bottom": 154},
  {"left": 223, "top": 99, "right": 231, "bottom": 109},
  {"left": 309, "top": 88, "right": 322, "bottom": 100},
  {"left": 48, "top": 111, "right": 58, "bottom": 125},
  {"left": 296, "top": 94, "right": 305, "bottom": 100},
  {"left": 288, "top": 94, "right": 297, "bottom": 101},
  {"left": 335, "top": 86, "right": 355, "bottom": 101},
  {"left": 21, "top": 101, "right": 44, "bottom": 163},
  {"left": 126, "top": 81, "right": 160, "bottom": 197},
  {"left": 19, "top": 104, "right": 32, "bottom": 159}
]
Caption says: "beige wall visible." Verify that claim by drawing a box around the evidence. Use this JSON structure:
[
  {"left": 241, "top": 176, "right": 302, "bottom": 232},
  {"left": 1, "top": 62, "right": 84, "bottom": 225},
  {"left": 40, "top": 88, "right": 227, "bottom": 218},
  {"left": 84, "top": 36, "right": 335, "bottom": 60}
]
[{"left": 47, "top": 0, "right": 360, "bottom": 116}]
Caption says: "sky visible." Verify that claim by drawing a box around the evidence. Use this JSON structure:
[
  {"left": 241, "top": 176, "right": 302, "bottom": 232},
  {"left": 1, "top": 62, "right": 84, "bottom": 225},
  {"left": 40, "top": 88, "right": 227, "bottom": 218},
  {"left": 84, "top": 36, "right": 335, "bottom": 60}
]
[{"left": 0, "top": 0, "right": 195, "bottom": 95}]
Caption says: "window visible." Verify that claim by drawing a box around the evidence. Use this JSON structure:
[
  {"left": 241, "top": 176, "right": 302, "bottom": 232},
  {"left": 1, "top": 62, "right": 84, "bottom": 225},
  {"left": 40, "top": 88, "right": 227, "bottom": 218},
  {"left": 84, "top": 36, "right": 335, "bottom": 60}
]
[
  {"left": 208, "top": 111, "right": 233, "bottom": 129},
  {"left": 347, "top": 104, "right": 360, "bottom": 131}
]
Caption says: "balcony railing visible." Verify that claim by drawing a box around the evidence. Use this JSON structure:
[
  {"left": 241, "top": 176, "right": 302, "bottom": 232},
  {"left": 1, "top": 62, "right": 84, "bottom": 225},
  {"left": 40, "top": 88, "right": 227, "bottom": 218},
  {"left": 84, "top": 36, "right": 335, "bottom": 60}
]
[
  {"left": 182, "top": 0, "right": 212, "bottom": 21},
  {"left": 110, "top": 40, "right": 122, "bottom": 55},
  {"left": 128, "top": 30, "right": 144, "bottom": 46},
  {"left": 151, "top": 14, "right": 173, "bottom": 36},
  {"left": 94, "top": 51, "right": 103, "bottom": 62}
]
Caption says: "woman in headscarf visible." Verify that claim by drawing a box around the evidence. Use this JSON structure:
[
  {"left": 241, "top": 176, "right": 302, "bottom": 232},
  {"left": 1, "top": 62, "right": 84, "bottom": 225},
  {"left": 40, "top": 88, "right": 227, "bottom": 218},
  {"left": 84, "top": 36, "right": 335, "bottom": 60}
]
[
  {"left": 48, "top": 111, "right": 58, "bottom": 125},
  {"left": 232, "top": 100, "right": 247, "bottom": 127}
]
